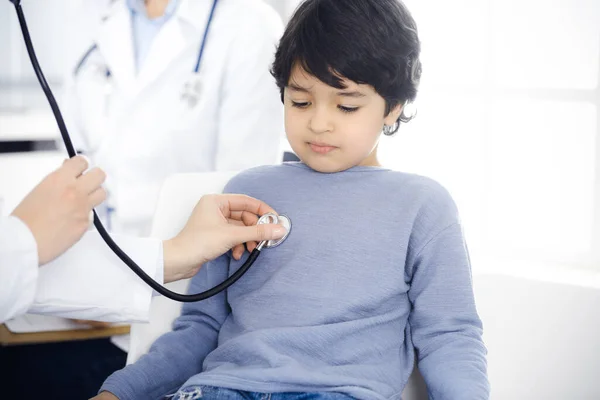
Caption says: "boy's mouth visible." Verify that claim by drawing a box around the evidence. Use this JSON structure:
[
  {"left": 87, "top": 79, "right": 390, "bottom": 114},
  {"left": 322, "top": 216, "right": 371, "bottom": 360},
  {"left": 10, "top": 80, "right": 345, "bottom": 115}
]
[{"left": 308, "top": 142, "right": 338, "bottom": 154}]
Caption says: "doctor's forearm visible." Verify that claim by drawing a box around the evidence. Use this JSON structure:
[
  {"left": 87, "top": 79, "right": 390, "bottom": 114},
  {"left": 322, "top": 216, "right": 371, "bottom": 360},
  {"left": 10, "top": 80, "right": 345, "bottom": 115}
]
[
  {"left": 0, "top": 217, "right": 39, "bottom": 323},
  {"left": 162, "top": 238, "right": 196, "bottom": 284},
  {"left": 162, "top": 239, "right": 178, "bottom": 284},
  {"left": 29, "top": 232, "right": 162, "bottom": 323}
]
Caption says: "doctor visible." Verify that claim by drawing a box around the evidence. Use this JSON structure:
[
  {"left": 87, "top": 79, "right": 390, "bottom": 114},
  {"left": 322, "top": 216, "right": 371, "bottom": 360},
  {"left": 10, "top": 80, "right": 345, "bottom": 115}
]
[
  {"left": 63, "top": 0, "right": 285, "bottom": 236},
  {"left": 0, "top": 156, "right": 286, "bottom": 324}
]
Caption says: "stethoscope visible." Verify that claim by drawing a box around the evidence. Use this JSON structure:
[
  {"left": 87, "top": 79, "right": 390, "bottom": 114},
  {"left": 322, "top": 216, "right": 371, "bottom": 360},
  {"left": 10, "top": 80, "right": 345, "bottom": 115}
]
[
  {"left": 9, "top": 0, "right": 292, "bottom": 303},
  {"left": 72, "top": 0, "right": 222, "bottom": 234},
  {"left": 73, "top": 0, "right": 219, "bottom": 109}
]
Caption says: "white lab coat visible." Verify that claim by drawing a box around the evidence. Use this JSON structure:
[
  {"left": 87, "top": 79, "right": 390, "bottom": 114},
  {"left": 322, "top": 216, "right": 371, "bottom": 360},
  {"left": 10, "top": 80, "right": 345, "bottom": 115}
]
[
  {"left": 0, "top": 216, "right": 162, "bottom": 324},
  {"left": 63, "top": 0, "right": 285, "bottom": 236}
]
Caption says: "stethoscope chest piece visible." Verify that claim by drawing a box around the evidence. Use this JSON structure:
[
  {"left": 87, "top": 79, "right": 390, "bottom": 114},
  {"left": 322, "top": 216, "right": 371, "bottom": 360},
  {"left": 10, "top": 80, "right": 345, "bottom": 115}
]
[
  {"left": 256, "top": 213, "right": 292, "bottom": 250},
  {"left": 181, "top": 76, "right": 202, "bottom": 108}
]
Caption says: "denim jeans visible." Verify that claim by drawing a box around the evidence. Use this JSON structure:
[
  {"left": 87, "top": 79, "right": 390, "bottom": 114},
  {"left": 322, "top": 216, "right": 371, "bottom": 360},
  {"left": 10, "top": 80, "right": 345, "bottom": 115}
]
[{"left": 168, "top": 386, "right": 356, "bottom": 400}]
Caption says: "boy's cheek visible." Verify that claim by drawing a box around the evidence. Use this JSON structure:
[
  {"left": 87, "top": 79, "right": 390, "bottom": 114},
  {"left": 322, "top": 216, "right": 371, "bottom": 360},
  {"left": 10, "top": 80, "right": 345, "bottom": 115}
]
[
  {"left": 287, "top": 137, "right": 307, "bottom": 156},
  {"left": 284, "top": 121, "right": 307, "bottom": 142}
]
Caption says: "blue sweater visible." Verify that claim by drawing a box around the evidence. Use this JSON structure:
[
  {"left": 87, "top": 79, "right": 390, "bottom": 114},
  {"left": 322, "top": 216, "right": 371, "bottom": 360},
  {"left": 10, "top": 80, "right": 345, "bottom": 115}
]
[{"left": 102, "top": 163, "right": 489, "bottom": 400}]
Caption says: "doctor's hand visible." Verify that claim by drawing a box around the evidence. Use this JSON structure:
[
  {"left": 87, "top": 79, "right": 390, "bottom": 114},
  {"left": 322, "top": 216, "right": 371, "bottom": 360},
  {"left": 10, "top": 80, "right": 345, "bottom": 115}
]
[
  {"left": 10, "top": 156, "right": 107, "bottom": 266},
  {"left": 161, "top": 194, "right": 287, "bottom": 283}
]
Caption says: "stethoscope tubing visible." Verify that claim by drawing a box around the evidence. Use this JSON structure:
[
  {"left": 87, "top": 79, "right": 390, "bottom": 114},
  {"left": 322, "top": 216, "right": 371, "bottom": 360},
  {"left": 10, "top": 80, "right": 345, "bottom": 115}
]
[{"left": 12, "top": 0, "right": 260, "bottom": 303}]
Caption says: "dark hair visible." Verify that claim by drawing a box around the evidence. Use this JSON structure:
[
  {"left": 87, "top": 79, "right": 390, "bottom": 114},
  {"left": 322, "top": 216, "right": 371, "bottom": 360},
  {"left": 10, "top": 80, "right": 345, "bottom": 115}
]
[{"left": 271, "top": 0, "right": 422, "bottom": 135}]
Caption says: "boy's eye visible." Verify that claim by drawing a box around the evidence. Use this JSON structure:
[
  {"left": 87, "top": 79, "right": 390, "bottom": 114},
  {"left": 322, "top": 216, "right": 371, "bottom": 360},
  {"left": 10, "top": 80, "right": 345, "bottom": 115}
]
[
  {"left": 338, "top": 105, "right": 359, "bottom": 113},
  {"left": 291, "top": 101, "right": 310, "bottom": 109}
]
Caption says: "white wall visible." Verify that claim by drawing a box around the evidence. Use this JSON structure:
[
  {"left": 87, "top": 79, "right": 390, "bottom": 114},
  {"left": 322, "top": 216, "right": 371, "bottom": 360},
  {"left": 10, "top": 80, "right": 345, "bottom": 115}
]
[
  {"left": 474, "top": 270, "right": 600, "bottom": 399},
  {"left": 0, "top": 0, "right": 102, "bottom": 112},
  {"left": 263, "top": 0, "right": 302, "bottom": 22},
  {"left": 0, "top": 0, "right": 97, "bottom": 82}
]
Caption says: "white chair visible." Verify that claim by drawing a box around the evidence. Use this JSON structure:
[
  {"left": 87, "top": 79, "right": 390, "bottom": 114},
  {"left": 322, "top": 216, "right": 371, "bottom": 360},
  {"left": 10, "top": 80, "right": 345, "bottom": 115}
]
[{"left": 128, "top": 171, "right": 428, "bottom": 400}]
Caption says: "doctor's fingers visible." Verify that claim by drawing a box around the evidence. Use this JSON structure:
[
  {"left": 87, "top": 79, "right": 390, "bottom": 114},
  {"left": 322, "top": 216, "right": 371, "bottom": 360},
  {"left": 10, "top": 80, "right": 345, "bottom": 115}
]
[
  {"left": 88, "top": 187, "right": 108, "bottom": 209},
  {"left": 226, "top": 219, "right": 258, "bottom": 260},
  {"left": 227, "top": 219, "right": 250, "bottom": 260},
  {"left": 228, "top": 211, "right": 263, "bottom": 253},
  {"left": 229, "top": 210, "right": 261, "bottom": 226},
  {"left": 228, "top": 213, "right": 285, "bottom": 254},
  {"left": 61, "top": 155, "right": 90, "bottom": 177},
  {"left": 77, "top": 167, "right": 107, "bottom": 194},
  {"left": 230, "top": 224, "right": 286, "bottom": 249},
  {"left": 226, "top": 218, "right": 246, "bottom": 226},
  {"left": 218, "top": 194, "right": 277, "bottom": 218}
]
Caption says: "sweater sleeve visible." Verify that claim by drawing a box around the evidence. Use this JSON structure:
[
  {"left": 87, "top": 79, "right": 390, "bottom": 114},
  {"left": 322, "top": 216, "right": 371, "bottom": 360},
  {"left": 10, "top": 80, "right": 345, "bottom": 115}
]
[
  {"left": 407, "top": 221, "right": 489, "bottom": 399},
  {"left": 100, "top": 254, "right": 231, "bottom": 400}
]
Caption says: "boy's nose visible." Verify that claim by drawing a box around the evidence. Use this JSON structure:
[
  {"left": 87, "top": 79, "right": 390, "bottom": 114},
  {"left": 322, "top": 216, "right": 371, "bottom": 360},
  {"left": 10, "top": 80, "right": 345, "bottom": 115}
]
[{"left": 308, "top": 107, "right": 333, "bottom": 134}]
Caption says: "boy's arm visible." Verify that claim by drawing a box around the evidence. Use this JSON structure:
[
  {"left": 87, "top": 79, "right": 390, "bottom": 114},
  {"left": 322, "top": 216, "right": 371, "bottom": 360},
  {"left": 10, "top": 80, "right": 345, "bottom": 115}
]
[
  {"left": 408, "top": 223, "right": 489, "bottom": 400},
  {"left": 98, "top": 254, "right": 231, "bottom": 400}
]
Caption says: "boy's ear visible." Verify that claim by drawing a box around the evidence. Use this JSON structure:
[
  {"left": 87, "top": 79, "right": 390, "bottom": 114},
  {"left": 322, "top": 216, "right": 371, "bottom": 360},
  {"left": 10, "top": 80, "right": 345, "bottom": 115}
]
[{"left": 384, "top": 103, "right": 404, "bottom": 126}]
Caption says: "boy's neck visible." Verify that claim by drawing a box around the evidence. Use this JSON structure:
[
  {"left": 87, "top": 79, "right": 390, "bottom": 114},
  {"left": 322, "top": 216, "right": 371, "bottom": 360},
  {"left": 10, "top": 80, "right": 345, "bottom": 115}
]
[{"left": 359, "top": 148, "right": 382, "bottom": 167}]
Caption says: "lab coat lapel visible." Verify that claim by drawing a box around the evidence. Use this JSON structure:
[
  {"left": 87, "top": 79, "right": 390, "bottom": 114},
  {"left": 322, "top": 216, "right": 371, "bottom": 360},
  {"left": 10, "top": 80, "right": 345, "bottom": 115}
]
[
  {"left": 95, "top": 3, "right": 137, "bottom": 95},
  {"left": 134, "top": 0, "right": 211, "bottom": 95},
  {"left": 134, "top": 18, "right": 188, "bottom": 95}
]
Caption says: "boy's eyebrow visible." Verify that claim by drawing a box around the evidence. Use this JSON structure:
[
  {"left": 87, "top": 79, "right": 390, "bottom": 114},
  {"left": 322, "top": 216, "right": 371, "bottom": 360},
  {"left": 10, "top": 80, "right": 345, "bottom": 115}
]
[
  {"left": 288, "top": 84, "right": 310, "bottom": 93},
  {"left": 288, "top": 84, "right": 366, "bottom": 98},
  {"left": 336, "top": 90, "right": 366, "bottom": 98}
]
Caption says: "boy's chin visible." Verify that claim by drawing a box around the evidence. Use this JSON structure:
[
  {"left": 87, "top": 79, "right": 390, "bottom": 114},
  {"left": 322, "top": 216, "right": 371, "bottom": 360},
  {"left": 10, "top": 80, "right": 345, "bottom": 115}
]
[{"left": 302, "top": 156, "right": 354, "bottom": 174}]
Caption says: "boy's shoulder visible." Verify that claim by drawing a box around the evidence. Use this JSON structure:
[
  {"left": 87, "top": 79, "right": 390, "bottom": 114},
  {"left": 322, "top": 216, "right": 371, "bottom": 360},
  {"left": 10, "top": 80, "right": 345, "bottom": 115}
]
[
  {"left": 383, "top": 169, "right": 439, "bottom": 187},
  {"left": 382, "top": 170, "right": 452, "bottom": 199},
  {"left": 383, "top": 170, "right": 459, "bottom": 220},
  {"left": 223, "top": 164, "right": 297, "bottom": 193}
]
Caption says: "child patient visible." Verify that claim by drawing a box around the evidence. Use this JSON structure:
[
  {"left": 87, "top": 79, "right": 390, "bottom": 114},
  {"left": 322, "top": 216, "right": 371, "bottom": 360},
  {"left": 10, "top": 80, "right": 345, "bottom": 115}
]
[{"left": 97, "top": 0, "right": 489, "bottom": 399}]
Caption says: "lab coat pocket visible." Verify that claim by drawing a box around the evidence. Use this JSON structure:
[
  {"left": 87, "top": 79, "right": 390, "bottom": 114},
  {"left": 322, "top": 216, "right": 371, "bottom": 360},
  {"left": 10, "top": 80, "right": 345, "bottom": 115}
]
[{"left": 167, "top": 104, "right": 219, "bottom": 170}]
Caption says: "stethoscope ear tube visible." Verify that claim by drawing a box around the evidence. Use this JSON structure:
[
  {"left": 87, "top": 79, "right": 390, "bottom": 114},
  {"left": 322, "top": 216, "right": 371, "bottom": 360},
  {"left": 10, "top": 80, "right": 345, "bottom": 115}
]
[{"left": 11, "top": 2, "right": 261, "bottom": 303}]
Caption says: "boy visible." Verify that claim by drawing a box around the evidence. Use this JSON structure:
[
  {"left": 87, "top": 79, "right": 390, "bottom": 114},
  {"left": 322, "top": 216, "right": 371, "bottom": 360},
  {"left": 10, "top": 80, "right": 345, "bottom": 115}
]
[{"left": 96, "top": 0, "right": 489, "bottom": 399}]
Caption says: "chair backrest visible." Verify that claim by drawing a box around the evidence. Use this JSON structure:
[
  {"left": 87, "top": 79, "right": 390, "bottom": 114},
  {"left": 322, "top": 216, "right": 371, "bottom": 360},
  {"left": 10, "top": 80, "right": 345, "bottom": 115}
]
[
  {"left": 127, "top": 171, "right": 238, "bottom": 364},
  {"left": 127, "top": 171, "right": 428, "bottom": 399}
]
